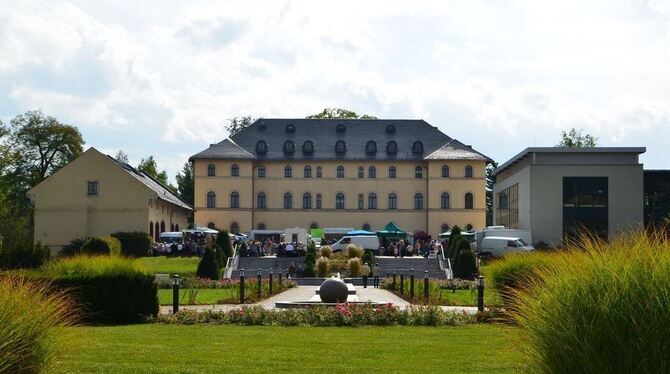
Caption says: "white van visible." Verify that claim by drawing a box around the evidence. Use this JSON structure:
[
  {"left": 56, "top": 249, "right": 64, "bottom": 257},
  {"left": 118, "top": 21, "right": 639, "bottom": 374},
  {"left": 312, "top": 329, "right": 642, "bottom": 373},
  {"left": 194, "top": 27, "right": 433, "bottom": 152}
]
[
  {"left": 478, "top": 236, "right": 534, "bottom": 258},
  {"left": 330, "top": 235, "right": 380, "bottom": 252}
]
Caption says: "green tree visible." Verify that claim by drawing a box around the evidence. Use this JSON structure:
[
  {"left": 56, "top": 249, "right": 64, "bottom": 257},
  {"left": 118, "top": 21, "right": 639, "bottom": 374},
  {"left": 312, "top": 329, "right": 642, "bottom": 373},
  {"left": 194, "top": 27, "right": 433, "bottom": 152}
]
[
  {"left": 196, "top": 247, "right": 220, "bottom": 279},
  {"left": 226, "top": 116, "right": 254, "bottom": 136},
  {"left": 114, "top": 150, "right": 129, "bottom": 163},
  {"left": 175, "top": 162, "right": 194, "bottom": 206},
  {"left": 137, "top": 156, "right": 171, "bottom": 188},
  {"left": 556, "top": 128, "right": 598, "bottom": 148},
  {"left": 306, "top": 108, "right": 377, "bottom": 119}
]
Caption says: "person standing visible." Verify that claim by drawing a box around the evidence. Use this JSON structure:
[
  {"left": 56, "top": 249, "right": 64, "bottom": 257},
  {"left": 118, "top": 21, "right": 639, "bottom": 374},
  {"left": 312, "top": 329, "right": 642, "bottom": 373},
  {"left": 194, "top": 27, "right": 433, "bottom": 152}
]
[
  {"left": 288, "top": 262, "right": 296, "bottom": 279},
  {"left": 361, "top": 263, "right": 371, "bottom": 288},
  {"left": 373, "top": 262, "right": 381, "bottom": 288}
]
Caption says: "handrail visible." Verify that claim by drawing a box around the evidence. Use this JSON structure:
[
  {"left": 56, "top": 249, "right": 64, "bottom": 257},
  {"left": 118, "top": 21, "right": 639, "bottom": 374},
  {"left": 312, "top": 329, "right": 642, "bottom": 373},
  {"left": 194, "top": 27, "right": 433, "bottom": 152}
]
[
  {"left": 437, "top": 247, "right": 453, "bottom": 279},
  {"left": 223, "top": 244, "right": 240, "bottom": 279}
]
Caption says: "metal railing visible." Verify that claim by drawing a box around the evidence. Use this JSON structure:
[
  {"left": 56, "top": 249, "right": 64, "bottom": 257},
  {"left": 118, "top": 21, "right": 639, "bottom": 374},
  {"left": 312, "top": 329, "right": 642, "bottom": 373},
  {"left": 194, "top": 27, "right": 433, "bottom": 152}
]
[
  {"left": 223, "top": 244, "right": 240, "bottom": 279},
  {"left": 437, "top": 247, "right": 453, "bottom": 279}
]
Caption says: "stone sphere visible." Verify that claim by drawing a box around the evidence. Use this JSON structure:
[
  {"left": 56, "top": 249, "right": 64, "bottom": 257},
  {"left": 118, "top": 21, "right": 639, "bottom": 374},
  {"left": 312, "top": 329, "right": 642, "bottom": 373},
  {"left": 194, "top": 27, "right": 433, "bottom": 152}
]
[{"left": 319, "top": 278, "right": 348, "bottom": 303}]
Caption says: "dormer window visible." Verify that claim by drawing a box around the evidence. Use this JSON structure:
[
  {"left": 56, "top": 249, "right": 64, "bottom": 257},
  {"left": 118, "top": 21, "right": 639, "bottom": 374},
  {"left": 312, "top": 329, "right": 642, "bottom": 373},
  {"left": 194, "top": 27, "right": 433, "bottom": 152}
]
[
  {"left": 302, "top": 140, "right": 314, "bottom": 154},
  {"left": 258, "top": 121, "right": 266, "bottom": 130},
  {"left": 285, "top": 124, "right": 295, "bottom": 133},
  {"left": 256, "top": 140, "right": 267, "bottom": 154},
  {"left": 365, "top": 141, "right": 377, "bottom": 155},
  {"left": 386, "top": 124, "right": 396, "bottom": 134},
  {"left": 336, "top": 124, "right": 346, "bottom": 133},
  {"left": 283, "top": 140, "right": 295, "bottom": 155},
  {"left": 335, "top": 140, "right": 346, "bottom": 154},
  {"left": 386, "top": 141, "right": 398, "bottom": 155},
  {"left": 412, "top": 141, "right": 424, "bottom": 154}
]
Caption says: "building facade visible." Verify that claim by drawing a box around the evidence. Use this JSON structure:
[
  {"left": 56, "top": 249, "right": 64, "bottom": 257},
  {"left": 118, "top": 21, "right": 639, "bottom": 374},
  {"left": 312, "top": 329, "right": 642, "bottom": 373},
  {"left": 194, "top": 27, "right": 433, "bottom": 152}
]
[
  {"left": 28, "top": 148, "right": 192, "bottom": 252},
  {"left": 190, "top": 119, "right": 490, "bottom": 237},
  {"left": 492, "top": 147, "right": 645, "bottom": 246}
]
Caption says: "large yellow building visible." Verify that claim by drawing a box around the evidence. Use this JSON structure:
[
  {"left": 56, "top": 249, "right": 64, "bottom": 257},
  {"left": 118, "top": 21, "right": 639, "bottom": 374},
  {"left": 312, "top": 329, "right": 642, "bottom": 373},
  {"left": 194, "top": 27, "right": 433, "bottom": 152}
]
[
  {"left": 28, "top": 148, "right": 192, "bottom": 252},
  {"left": 190, "top": 119, "right": 490, "bottom": 237}
]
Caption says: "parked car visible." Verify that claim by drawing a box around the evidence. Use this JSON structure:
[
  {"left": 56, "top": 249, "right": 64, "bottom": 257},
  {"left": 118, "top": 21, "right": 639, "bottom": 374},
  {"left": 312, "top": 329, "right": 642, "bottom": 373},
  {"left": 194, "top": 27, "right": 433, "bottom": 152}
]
[
  {"left": 478, "top": 236, "right": 534, "bottom": 258},
  {"left": 330, "top": 235, "right": 380, "bottom": 252}
]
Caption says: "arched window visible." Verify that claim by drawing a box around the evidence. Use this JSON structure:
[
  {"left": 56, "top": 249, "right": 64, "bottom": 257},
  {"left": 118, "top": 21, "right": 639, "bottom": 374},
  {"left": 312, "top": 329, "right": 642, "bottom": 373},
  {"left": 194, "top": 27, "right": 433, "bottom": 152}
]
[
  {"left": 160, "top": 220, "right": 165, "bottom": 233},
  {"left": 415, "top": 166, "right": 423, "bottom": 178},
  {"left": 316, "top": 166, "right": 322, "bottom": 178},
  {"left": 362, "top": 223, "right": 371, "bottom": 231},
  {"left": 388, "top": 193, "right": 397, "bottom": 210},
  {"left": 149, "top": 221, "right": 153, "bottom": 238},
  {"left": 335, "top": 140, "right": 346, "bottom": 154},
  {"left": 304, "top": 165, "right": 312, "bottom": 178},
  {"left": 388, "top": 166, "right": 396, "bottom": 178},
  {"left": 257, "top": 165, "right": 265, "bottom": 178},
  {"left": 365, "top": 141, "right": 377, "bottom": 154},
  {"left": 441, "top": 192, "right": 450, "bottom": 209},
  {"left": 207, "top": 164, "right": 215, "bottom": 177},
  {"left": 465, "top": 165, "right": 473, "bottom": 178},
  {"left": 336, "top": 193, "right": 345, "bottom": 209},
  {"left": 155, "top": 222, "right": 160, "bottom": 241},
  {"left": 257, "top": 192, "right": 266, "bottom": 209},
  {"left": 258, "top": 223, "right": 266, "bottom": 230},
  {"left": 386, "top": 124, "right": 396, "bottom": 134},
  {"left": 207, "top": 222, "right": 216, "bottom": 229},
  {"left": 465, "top": 193, "right": 474, "bottom": 209},
  {"left": 368, "top": 166, "right": 376, "bottom": 178},
  {"left": 303, "top": 140, "right": 315, "bottom": 154},
  {"left": 171, "top": 223, "right": 175, "bottom": 231},
  {"left": 441, "top": 165, "right": 450, "bottom": 178},
  {"left": 310, "top": 222, "right": 319, "bottom": 229},
  {"left": 358, "top": 194, "right": 364, "bottom": 209},
  {"left": 303, "top": 192, "right": 312, "bottom": 209},
  {"left": 284, "top": 165, "right": 292, "bottom": 178},
  {"left": 386, "top": 141, "right": 398, "bottom": 155},
  {"left": 358, "top": 166, "right": 364, "bottom": 178},
  {"left": 206, "top": 191, "right": 216, "bottom": 208},
  {"left": 412, "top": 141, "right": 424, "bottom": 154},
  {"left": 336, "top": 124, "right": 346, "bottom": 133},
  {"left": 284, "top": 192, "right": 293, "bottom": 209},
  {"left": 316, "top": 194, "right": 322, "bottom": 209},
  {"left": 230, "top": 222, "right": 239, "bottom": 234},
  {"left": 283, "top": 140, "right": 295, "bottom": 155},
  {"left": 368, "top": 193, "right": 377, "bottom": 209},
  {"left": 441, "top": 223, "right": 449, "bottom": 233},
  {"left": 256, "top": 140, "right": 267, "bottom": 154},
  {"left": 414, "top": 193, "right": 424, "bottom": 210},
  {"left": 337, "top": 165, "right": 345, "bottom": 178},
  {"left": 230, "top": 191, "right": 239, "bottom": 208},
  {"left": 285, "top": 124, "right": 295, "bottom": 133},
  {"left": 231, "top": 164, "right": 239, "bottom": 177}
]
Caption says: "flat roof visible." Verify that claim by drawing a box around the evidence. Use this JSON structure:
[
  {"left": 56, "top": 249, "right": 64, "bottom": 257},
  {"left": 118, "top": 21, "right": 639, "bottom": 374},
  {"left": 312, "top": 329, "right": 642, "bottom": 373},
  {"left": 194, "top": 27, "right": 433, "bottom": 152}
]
[{"left": 493, "top": 147, "right": 646, "bottom": 176}]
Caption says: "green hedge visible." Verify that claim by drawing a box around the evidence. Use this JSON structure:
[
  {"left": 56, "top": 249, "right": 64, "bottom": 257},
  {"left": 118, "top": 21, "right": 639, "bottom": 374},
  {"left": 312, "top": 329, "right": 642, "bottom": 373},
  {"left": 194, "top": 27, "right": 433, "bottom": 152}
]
[
  {"left": 216, "top": 230, "right": 233, "bottom": 258},
  {"left": 111, "top": 232, "right": 152, "bottom": 257},
  {"left": 0, "top": 242, "right": 50, "bottom": 270},
  {"left": 80, "top": 237, "right": 121, "bottom": 256},
  {"left": 37, "top": 256, "right": 158, "bottom": 324},
  {"left": 197, "top": 248, "right": 219, "bottom": 280}
]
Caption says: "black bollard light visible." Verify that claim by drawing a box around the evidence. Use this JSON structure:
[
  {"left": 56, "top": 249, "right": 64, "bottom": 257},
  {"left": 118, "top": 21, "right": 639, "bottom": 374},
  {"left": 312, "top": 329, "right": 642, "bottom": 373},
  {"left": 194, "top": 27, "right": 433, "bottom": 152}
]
[
  {"left": 423, "top": 271, "right": 429, "bottom": 304},
  {"left": 400, "top": 272, "right": 404, "bottom": 295},
  {"left": 477, "top": 275, "right": 485, "bottom": 312},
  {"left": 172, "top": 274, "right": 180, "bottom": 314},
  {"left": 410, "top": 269, "right": 415, "bottom": 299},
  {"left": 239, "top": 269, "right": 245, "bottom": 304},
  {"left": 257, "top": 269, "right": 262, "bottom": 299},
  {"left": 269, "top": 270, "right": 273, "bottom": 295}
]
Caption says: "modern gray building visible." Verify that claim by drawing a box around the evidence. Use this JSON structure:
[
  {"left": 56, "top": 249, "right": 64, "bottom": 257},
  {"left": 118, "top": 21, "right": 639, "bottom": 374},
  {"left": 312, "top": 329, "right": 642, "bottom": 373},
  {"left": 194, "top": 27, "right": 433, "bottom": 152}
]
[{"left": 492, "top": 147, "right": 645, "bottom": 246}]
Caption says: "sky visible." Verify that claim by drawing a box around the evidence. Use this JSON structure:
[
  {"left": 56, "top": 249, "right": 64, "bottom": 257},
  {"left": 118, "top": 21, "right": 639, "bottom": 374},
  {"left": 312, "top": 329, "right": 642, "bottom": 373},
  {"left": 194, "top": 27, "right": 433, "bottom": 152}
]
[{"left": 1, "top": 0, "right": 669, "bottom": 182}]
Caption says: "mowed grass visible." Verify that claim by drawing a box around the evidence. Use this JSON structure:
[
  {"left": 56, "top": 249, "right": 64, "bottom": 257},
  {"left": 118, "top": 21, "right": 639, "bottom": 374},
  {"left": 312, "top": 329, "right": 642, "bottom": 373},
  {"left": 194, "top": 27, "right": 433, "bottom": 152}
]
[
  {"left": 134, "top": 256, "right": 201, "bottom": 277},
  {"left": 438, "top": 287, "right": 502, "bottom": 306},
  {"left": 158, "top": 288, "right": 237, "bottom": 305},
  {"left": 55, "top": 324, "right": 521, "bottom": 373}
]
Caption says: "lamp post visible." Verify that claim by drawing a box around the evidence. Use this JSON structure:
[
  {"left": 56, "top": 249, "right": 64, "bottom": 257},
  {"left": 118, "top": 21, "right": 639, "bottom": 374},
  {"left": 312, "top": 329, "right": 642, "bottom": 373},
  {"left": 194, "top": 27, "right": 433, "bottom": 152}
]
[
  {"left": 257, "top": 269, "right": 262, "bottom": 299},
  {"left": 423, "top": 271, "right": 429, "bottom": 304},
  {"left": 172, "top": 274, "right": 180, "bottom": 314},
  {"left": 239, "top": 269, "right": 245, "bottom": 304},
  {"left": 409, "top": 269, "right": 415, "bottom": 299},
  {"left": 269, "top": 270, "right": 273, "bottom": 295},
  {"left": 476, "top": 275, "right": 485, "bottom": 313}
]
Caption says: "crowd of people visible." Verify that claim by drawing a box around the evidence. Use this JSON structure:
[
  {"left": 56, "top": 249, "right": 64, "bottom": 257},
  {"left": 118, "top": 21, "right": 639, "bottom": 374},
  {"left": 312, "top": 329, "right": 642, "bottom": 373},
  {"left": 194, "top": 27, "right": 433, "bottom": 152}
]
[
  {"left": 237, "top": 239, "right": 307, "bottom": 257},
  {"left": 381, "top": 239, "right": 444, "bottom": 258}
]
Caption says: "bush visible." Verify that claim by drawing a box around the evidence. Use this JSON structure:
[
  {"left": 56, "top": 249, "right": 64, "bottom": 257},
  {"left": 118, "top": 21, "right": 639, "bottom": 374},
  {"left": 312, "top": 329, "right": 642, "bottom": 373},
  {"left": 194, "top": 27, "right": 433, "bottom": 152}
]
[
  {"left": 197, "top": 248, "right": 220, "bottom": 280},
  {"left": 212, "top": 244, "right": 226, "bottom": 270},
  {"left": 510, "top": 231, "right": 670, "bottom": 373},
  {"left": 306, "top": 240, "right": 316, "bottom": 254},
  {"left": 0, "top": 242, "right": 50, "bottom": 270},
  {"left": 316, "top": 256, "right": 330, "bottom": 277},
  {"left": 304, "top": 252, "right": 316, "bottom": 265},
  {"left": 216, "top": 230, "right": 234, "bottom": 258},
  {"left": 319, "top": 246, "right": 332, "bottom": 258},
  {"left": 60, "top": 237, "right": 88, "bottom": 257},
  {"left": 485, "top": 252, "right": 554, "bottom": 306},
  {"left": 362, "top": 249, "right": 374, "bottom": 275},
  {"left": 80, "top": 236, "right": 121, "bottom": 256},
  {"left": 303, "top": 262, "right": 316, "bottom": 277},
  {"left": 0, "top": 276, "right": 76, "bottom": 373},
  {"left": 37, "top": 256, "right": 158, "bottom": 324},
  {"left": 111, "top": 231, "right": 152, "bottom": 257},
  {"left": 446, "top": 225, "right": 462, "bottom": 258},
  {"left": 346, "top": 244, "right": 363, "bottom": 259},
  {"left": 348, "top": 257, "right": 362, "bottom": 277},
  {"left": 453, "top": 249, "right": 477, "bottom": 280}
]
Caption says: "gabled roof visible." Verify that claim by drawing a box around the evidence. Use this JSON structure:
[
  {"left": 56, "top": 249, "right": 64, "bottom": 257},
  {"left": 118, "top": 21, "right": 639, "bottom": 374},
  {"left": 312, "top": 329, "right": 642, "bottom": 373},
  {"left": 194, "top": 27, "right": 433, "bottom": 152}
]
[
  {"left": 189, "top": 138, "right": 255, "bottom": 160},
  {"left": 424, "top": 139, "right": 491, "bottom": 161},
  {"left": 107, "top": 156, "right": 193, "bottom": 211}
]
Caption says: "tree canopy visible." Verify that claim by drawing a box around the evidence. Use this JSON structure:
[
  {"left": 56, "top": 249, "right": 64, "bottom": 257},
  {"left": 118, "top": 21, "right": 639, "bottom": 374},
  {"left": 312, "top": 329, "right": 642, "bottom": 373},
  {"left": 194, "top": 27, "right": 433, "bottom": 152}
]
[
  {"left": 175, "top": 162, "right": 194, "bottom": 206},
  {"left": 226, "top": 116, "right": 254, "bottom": 136},
  {"left": 114, "top": 150, "right": 129, "bottom": 164},
  {"left": 137, "top": 156, "right": 172, "bottom": 189},
  {"left": 556, "top": 128, "right": 598, "bottom": 148},
  {"left": 306, "top": 108, "right": 377, "bottom": 119}
]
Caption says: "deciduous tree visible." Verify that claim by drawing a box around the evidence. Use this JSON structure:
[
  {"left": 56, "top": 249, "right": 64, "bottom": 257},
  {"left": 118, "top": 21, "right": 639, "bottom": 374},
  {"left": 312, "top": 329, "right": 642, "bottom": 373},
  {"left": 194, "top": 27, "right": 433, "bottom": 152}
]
[
  {"left": 306, "top": 108, "right": 377, "bottom": 119},
  {"left": 556, "top": 128, "right": 597, "bottom": 148}
]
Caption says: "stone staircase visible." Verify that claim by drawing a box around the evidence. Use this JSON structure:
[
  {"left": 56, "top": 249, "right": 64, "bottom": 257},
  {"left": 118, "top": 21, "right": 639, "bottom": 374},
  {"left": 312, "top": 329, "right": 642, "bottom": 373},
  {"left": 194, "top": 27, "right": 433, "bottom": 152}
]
[{"left": 230, "top": 256, "right": 305, "bottom": 277}]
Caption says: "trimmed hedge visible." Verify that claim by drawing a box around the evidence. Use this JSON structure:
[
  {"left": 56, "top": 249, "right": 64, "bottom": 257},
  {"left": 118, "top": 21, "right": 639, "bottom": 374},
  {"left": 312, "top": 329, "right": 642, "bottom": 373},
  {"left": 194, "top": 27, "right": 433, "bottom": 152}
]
[
  {"left": 197, "top": 248, "right": 220, "bottom": 280},
  {"left": 0, "top": 242, "right": 50, "bottom": 270},
  {"left": 60, "top": 238, "right": 87, "bottom": 257},
  {"left": 37, "top": 256, "right": 158, "bottom": 324},
  {"left": 216, "top": 230, "right": 233, "bottom": 258},
  {"left": 111, "top": 231, "right": 152, "bottom": 257},
  {"left": 80, "top": 237, "right": 121, "bottom": 256}
]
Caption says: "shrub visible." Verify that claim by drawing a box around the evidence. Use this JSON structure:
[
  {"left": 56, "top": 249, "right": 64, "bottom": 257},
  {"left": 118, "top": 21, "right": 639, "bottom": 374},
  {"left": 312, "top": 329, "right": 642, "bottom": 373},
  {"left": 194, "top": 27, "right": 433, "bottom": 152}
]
[
  {"left": 446, "top": 225, "right": 462, "bottom": 258},
  {"left": 60, "top": 237, "right": 88, "bottom": 257},
  {"left": 346, "top": 244, "right": 363, "bottom": 259},
  {"left": 212, "top": 244, "right": 226, "bottom": 269},
  {"left": 348, "top": 257, "right": 362, "bottom": 277},
  {"left": 304, "top": 252, "right": 316, "bottom": 265},
  {"left": 362, "top": 249, "right": 374, "bottom": 275},
  {"left": 197, "top": 248, "right": 220, "bottom": 280},
  {"left": 319, "top": 246, "right": 332, "bottom": 258},
  {"left": 216, "top": 230, "right": 233, "bottom": 258},
  {"left": 111, "top": 231, "right": 152, "bottom": 257},
  {"left": 0, "top": 242, "right": 50, "bottom": 270},
  {"left": 511, "top": 231, "right": 670, "bottom": 373},
  {"left": 306, "top": 240, "right": 316, "bottom": 254},
  {"left": 0, "top": 277, "right": 76, "bottom": 373},
  {"left": 453, "top": 249, "right": 477, "bottom": 280},
  {"left": 485, "top": 251, "right": 554, "bottom": 306},
  {"left": 80, "top": 236, "right": 121, "bottom": 256},
  {"left": 316, "top": 256, "right": 330, "bottom": 277},
  {"left": 37, "top": 256, "right": 158, "bottom": 324},
  {"left": 303, "top": 262, "right": 316, "bottom": 277}
]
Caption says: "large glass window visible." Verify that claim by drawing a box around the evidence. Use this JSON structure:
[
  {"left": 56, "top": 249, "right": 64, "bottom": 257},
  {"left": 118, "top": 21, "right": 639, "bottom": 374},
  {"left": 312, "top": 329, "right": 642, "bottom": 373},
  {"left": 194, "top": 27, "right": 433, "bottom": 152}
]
[
  {"left": 283, "top": 192, "right": 292, "bottom": 209},
  {"left": 230, "top": 191, "right": 239, "bottom": 208},
  {"left": 207, "top": 191, "right": 216, "bottom": 208},
  {"left": 414, "top": 193, "right": 423, "bottom": 209},
  {"left": 368, "top": 193, "right": 377, "bottom": 209},
  {"left": 336, "top": 193, "right": 345, "bottom": 209},
  {"left": 257, "top": 192, "right": 266, "bottom": 209},
  {"left": 496, "top": 184, "right": 518, "bottom": 229},
  {"left": 303, "top": 193, "right": 312, "bottom": 209},
  {"left": 388, "top": 193, "right": 397, "bottom": 209},
  {"left": 441, "top": 192, "right": 450, "bottom": 209},
  {"left": 563, "top": 177, "right": 609, "bottom": 240}
]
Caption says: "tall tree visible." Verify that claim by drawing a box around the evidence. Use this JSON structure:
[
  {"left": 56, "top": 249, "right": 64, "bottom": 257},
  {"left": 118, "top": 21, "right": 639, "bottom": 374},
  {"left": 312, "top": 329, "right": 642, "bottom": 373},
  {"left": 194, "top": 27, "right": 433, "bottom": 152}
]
[
  {"left": 485, "top": 161, "right": 498, "bottom": 227},
  {"left": 307, "top": 108, "right": 377, "bottom": 119},
  {"left": 175, "top": 162, "right": 194, "bottom": 206},
  {"left": 226, "top": 116, "right": 254, "bottom": 136},
  {"left": 556, "top": 128, "right": 598, "bottom": 148},
  {"left": 114, "top": 150, "right": 129, "bottom": 163},
  {"left": 137, "top": 156, "right": 171, "bottom": 188}
]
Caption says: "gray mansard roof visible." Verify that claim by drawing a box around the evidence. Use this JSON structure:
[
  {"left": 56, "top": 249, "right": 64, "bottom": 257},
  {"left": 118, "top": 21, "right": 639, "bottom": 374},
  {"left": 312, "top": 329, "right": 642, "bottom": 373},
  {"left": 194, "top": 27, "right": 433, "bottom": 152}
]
[{"left": 190, "top": 118, "right": 490, "bottom": 162}]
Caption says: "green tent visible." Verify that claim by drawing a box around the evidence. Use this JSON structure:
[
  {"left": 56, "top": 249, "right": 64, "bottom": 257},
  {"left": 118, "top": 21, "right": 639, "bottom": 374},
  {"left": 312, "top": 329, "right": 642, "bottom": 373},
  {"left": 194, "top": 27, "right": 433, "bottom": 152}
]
[{"left": 376, "top": 221, "right": 408, "bottom": 239}]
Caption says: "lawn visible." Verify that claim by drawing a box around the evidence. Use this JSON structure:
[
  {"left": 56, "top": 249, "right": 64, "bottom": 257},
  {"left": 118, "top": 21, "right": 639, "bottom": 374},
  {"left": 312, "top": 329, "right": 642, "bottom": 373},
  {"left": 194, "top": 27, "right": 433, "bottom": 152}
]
[
  {"left": 55, "top": 324, "right": 522, "bottom": 373},
  {"left": 134, "top": 256, "right": 202, "bottom": 277},
  {"left": 158, "top": 288, "right": 237, "bottom": 305}
]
